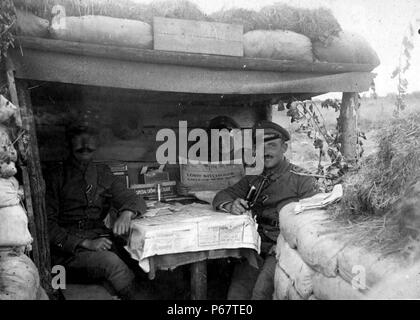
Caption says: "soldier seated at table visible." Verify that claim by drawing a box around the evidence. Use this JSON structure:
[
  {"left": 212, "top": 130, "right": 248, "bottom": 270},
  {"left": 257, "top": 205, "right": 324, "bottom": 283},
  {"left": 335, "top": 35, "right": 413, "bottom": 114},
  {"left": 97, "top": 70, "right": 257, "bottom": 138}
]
[
  {"left": 212, "top": 120, "right": 320, "bottom": 300},
  {"left": 44, "top": 119, "right": 150, "bottom": 300}
]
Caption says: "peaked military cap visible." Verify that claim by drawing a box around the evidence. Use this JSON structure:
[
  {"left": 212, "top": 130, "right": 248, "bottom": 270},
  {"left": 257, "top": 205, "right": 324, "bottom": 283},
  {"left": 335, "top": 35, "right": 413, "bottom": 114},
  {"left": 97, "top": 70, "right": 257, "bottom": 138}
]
[
  {"left": 67, "top": 110, "right": 100, "bottom": 138},
  {"left": 208, "top": 116, "right": 239, "bottom": 130},
  {"left": 253, "top": 120, "right": 290, "bottom": 142}
]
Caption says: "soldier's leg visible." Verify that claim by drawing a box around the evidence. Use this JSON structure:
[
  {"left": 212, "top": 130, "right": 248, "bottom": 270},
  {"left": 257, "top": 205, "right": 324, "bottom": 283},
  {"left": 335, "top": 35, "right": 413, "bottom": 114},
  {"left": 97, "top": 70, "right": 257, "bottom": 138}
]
[
  {"left": 251, "top": 255, "right": 276, "bottom": 300},
  {"left": 227, "top": 259, "right": 260, "bottom": 300},
  {"left": 66, "top": 250, "right": 135, "bottom": 295}
]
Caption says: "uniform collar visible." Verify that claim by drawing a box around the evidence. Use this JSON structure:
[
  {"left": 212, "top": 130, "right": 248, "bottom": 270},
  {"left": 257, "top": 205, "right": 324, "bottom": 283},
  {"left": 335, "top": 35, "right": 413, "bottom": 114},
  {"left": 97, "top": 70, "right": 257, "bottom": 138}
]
[
  {"left": 67, "top": 156, "right": 95, "bottom": 174},
  {"left": 263, "top": 157, "right": 290, "bottom": 180}
]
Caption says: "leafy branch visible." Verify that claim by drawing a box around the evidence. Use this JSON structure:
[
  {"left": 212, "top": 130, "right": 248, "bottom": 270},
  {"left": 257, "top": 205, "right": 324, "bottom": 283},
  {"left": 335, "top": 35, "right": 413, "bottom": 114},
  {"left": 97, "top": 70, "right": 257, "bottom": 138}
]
[
  {"left": 391, "top": 22, "right": 415, "bottom": 115},
  {"left": 283, "top": 98, "right": 366, "bottom": 191}
]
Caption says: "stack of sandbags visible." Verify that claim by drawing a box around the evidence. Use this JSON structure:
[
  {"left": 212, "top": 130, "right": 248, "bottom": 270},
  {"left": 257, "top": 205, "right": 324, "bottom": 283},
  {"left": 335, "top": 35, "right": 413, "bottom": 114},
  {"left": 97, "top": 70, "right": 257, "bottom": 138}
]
[
  {"left": 274, "top": 202, "right": 409, "bottom": 300},
  {"left": 0, "top": 98, "right": 48, "bottom": 300},
  {"left": 243, "top": 30, "right": 313, "bottom": 62},
  {"left": 313, "top": 31, "right": 380, "bottom": 66},
  {"left": 49, "top": 5, "right": 153, "bottom": 49},
  {"left": 274, "top": 234, "right": 315, "bottom": 300}
]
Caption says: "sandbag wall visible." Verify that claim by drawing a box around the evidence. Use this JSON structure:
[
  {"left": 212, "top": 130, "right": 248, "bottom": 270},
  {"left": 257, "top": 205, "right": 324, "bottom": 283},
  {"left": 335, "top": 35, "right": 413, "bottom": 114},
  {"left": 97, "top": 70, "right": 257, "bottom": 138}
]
[
  {"left": 13, "top": 6, "right": 380, "bottom": 66},
  {"left": 274, "top": 202, "right": 411, "bottom": 300},
  {"left": 0, "top": 95, "right": 48, "bottom": 300}
]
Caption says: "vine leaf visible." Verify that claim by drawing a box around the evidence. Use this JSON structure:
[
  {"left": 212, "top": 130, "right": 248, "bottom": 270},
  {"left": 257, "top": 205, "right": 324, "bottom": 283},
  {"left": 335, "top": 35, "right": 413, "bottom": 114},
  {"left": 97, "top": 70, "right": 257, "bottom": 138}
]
[{"left": 391, "top": 67, "right": 400, "bottom": 79}]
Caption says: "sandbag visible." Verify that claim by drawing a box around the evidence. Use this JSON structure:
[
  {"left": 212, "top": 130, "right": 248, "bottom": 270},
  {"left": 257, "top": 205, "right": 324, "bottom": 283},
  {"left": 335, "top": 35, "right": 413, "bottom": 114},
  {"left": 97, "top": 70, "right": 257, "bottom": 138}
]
[
  {"left": 0, "top": 205, "right": 32, "bottom": 247},
  {"left": 0, "top": 161, "right": 17, "bottom": 178},
  {"left": 243, "top": 30, "right": 314, "bottom": 62},
  {"left": 337, "top": 245, "right": 404, "bottom": 290},
  {"left": 0, "top": 95, "right": 17, "bottom": 124},
  {"left": 278, "top": 202, "right": 329, "bottom": 248},
  {"left": 15, "top": 9, "right": 50, "bottom": 38},
  {"left": 366, "top": 261, "right": 420, "bottom": 299},
  {"left": 0, "top": 252, "right": 40, "bottom": 300},
  {"left": 313, "top": 31, "right": 380, "bottom": 66},
  {"left": 0, "top": 177, "right": 21, "bottom": 207},
  {"left": 312, "top": 272, "right": 365, "bottom": 300},
  {"left": 0, "top": 125, "right": 17, "bottom": 162},
  {"left": 295, "top": 224, "right": 346, "bottom": 277},
  {"left": 277, "top": 234, "right": 315, "bottom": 298},
  {"left": 50, "top": 15, "right": 153, "bottom": 49},
  {"left": 273, "top": 263, "right": 292, "bottom": 300},
  {"left": 288, "top": 284, "right": 304, "bottom": 300},
  {"left": 278, "top": 204, "right": 345, "bottom": 277}
]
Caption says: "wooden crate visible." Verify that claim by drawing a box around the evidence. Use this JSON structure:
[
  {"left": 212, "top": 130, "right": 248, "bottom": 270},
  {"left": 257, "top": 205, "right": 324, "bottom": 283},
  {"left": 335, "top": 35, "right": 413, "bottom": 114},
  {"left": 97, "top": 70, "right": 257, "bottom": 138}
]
[{"left": 153, "top": 17, "right": 243, "bottom": 57}]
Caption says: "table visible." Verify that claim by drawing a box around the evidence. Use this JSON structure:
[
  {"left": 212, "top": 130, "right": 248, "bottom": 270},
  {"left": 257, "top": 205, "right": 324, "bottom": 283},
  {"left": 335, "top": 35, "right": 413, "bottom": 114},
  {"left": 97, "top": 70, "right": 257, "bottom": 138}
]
[
  {"left": 126, "top": 203, "right": 260, "bottom": 299},
  {"left": 146, "top": 248, "right": 259, "bottom": 300}
]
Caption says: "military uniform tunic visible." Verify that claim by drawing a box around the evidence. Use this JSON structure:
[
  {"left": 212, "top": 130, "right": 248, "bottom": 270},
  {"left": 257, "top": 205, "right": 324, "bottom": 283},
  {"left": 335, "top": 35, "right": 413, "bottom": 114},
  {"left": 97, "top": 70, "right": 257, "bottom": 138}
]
[
  {"left": 45, "top": 157, "right": 147, "bottom": 263},
  {"left": 213, "top": 159, "right": 319, "bottom": 246}
]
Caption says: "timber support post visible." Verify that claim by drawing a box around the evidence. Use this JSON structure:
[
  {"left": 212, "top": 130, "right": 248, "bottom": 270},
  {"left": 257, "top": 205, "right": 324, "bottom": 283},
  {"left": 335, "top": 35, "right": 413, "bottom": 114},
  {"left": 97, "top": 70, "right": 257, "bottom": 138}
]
[
  {"left": 339, "top": 92, "right": 359, "bottom": 164},
  {"left": 6, "top": 57, "right": 53, "bottom": 296},
  {"left": 16, "top": 80, "right": 53, "bottom": 295}
]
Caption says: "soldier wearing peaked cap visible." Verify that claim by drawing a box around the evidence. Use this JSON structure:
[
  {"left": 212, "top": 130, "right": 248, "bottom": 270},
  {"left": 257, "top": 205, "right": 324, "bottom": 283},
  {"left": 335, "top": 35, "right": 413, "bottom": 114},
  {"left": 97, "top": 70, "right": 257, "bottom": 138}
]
[
  {"left": 44, "top": 115, "right": 150, "bottom": 300},
  {"left": 213, "top": 120, "right": 320, "bottom": 300}
]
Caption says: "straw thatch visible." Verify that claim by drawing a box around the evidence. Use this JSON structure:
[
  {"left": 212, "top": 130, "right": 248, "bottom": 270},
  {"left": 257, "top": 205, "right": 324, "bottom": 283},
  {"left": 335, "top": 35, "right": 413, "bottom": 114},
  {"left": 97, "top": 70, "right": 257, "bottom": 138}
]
[
  {"left": 327, "top": 112, "right": 420, "bottom": 254},
  {"left": 258, "top": 4, "right": 341, "bottom": 44},
  {"left": 340, "top": 112, "right": 420, "bottom": 217},
  {"left": 210, "top": 8, "right": 262, "bottom": 33},
  {"left": 212, "top": 4, "right": 341, "bottom": 44}
]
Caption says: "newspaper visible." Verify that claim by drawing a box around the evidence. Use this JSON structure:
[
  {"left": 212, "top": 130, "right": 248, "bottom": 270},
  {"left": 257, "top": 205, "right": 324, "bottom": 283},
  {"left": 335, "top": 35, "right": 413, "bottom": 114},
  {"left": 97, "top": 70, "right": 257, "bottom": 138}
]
[
  {"left": 189, "top": 190, "right": 218, "bottom": 204},
  {"left": 126, "top": 203, "right": 260, "bottom": 272},
  {"left": 294, "top": 184, "right": 343, "bottom": 214},
  {"left": 179, "top": 160, "right": 244, "bottom": 191}
]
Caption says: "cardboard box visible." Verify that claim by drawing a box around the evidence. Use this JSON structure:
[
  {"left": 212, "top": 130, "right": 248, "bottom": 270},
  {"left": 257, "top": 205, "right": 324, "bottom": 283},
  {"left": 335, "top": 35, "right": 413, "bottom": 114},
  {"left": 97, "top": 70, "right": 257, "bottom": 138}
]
[
  {"left": 131, "top": 181, "right": 177, "bottom": 200},
  {"left": 100, "top": 162, "right": 129, "bottom": 188}
]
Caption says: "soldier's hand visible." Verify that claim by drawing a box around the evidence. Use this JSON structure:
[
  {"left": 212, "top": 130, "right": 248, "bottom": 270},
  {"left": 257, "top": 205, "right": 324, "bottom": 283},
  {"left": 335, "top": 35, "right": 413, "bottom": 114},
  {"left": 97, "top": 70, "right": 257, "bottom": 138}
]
[
  {"left": 113, "top": 210, "right": 134, "bottom": 235},
  {"left": 81, "top": 238, "right": 112, "bottom": 251},
  {"left": 230, "top": 198, "right": 249, "bottom": 215}
]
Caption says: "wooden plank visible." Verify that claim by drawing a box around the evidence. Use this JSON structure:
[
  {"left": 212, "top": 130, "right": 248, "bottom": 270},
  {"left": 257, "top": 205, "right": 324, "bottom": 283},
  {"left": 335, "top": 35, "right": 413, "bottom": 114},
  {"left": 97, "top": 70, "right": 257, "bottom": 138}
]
[
  {"left": 16, "top": 80, "right": 53, "bottom": 297},
  {"left": 20, "top": 165, "right": 39, "bottom": 260},
  {"left": 5, "top": 59, "right": 41, "bottom": 271},
  {"left": 10, "top": 49, "right": 374, "bottom": 94},
  {"left": 153, "top": 17, "right": 243, "bottom": 57},
  {"left": 190, "top": 261, "right": 207, "bottom": 300},
  {"left": 15, "top": 36, "right": 378, "bottom": 74},
  {"left": 29, "top": 83, "right": 302, "bottom": 109}
]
